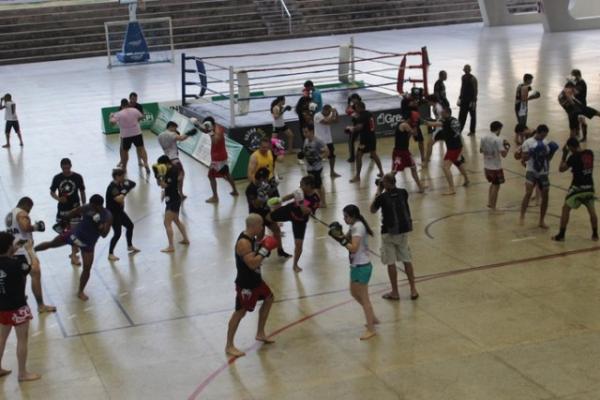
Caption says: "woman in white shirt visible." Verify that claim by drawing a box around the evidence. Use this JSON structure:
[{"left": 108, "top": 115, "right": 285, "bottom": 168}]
[{"left": 329, "top": 204, "right": 379, "bottom": 340}]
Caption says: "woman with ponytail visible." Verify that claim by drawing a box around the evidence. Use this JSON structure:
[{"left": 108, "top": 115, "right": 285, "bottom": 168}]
[{"left": 328, "top": 204, "right": 379, "bottom": 340}]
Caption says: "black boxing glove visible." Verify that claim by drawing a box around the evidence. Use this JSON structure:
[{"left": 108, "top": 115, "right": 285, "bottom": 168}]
[{"left": 33, "top": 221, "right": 45, "bottom": 232}]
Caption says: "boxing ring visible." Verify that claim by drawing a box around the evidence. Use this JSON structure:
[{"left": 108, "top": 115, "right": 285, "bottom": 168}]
[{"left": 179, "top": 39, "right": 431, "bottom": 150}]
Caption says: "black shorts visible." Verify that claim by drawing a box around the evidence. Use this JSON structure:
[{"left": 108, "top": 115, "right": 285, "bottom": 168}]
[
  {"left": 358, "top": 134, "right": 376, "bottom": 153},
  {"left": 273, "top": 125, "right": 288, "bottom": 134},
  {"left": 568, "top": 112, "right": 579, "bottom": 129},
  {"left": 165, "top": 200, "right": 181, "bottom": 214},
  {"left": 5, "top": 120, "right": 19, "bottom": 134},
  {"left": 307, "top": 169, "right": 323, "bottom": 189},
  {"left": 414, "top": 126, "right": 424, "bottom": 143},
  {"left": 269, "top": 204, "right": 308, "bottom": 240},
  {"left": 326, "top": 143, "right": 335, "bottom": 158},
  {"left": 121, "top": 135, "right": 144, "bottom": 151}
]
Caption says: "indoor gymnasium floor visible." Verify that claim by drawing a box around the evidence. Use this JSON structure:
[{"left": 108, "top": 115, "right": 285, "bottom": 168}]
[{"left": 1, "top": 21, "right": 600, "bottom": 400}]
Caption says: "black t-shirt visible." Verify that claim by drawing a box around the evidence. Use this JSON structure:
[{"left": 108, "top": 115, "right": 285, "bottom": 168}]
[
  {"left": 371, "top": 188, "right": 412, "bottom": 234},
  {"left": 394, "top": 123, "right": 411, "bottom": 150},
  {"left": 460, "top": 74, "right": 476, "bottom": 101},
  {"left": 355, "top": 110, "right": 375, "bottom": 143},
  {"left": 435, "top": 117, "right": 463, "bottom": 150},
  {"left": 234, "top": 233, "right": 262, "bottom": 289},
  {"left": 106, "top": 179, "right": 136, "bottom": 213},
  {"left": 575, "top": 79, "right": 587, "bottom": 106},
  {"left": 434, "top": 79, "right": 448, "bottom": 106},
  {"left": 50, "top": 172, "right": 85, "bottom": 211},
  {"left": 567, "top": 150, "right": 594, "bottom": 189},
  {"left": 291, "top": 192, "right": 320, "bottom": 222},
  {"left": 164, "top": 167, "right": 180, "bottom": 204},
  {"left": 0, "top": 256, "right": 31, "bottom": 310},
  {"left": 245, "top": 181, "right": 271, "bottom": 214},
  {"left": 132, "top": 103, "right": 144, "bottom": 114}
]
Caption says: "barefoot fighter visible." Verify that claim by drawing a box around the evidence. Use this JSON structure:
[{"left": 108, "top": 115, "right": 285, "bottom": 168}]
[
  {"left": 552, "top": 138, "right": 598, "bottom": 241},
  {"left": 199, "top": 117, "right": 238, "bottom": 203},
  {"left": 328, "top": 205, "right": 379, "bottom": 340},
  {"left": 34, "top": 195, "right": 112, "bottom": 301},
  {"left": 0, "top": 234, "right": 41, "bottom": 381},
  {"left": 152, "top": 156, "right": 190, "bottom": 253},
  {"left": 426, "top": 107, "right": 469, "bottom": 194},
  {"left": 519, "top": 125, "right": 559, "bottom": 229},
  {"left": 225, "top": 214, "right": 278, "bottom": 357},
  {"left": 480, "top": 121, "right": 510, "bottom": 211},
  {"left": 5, "top": 197, "right": 56, "bottom": 313}
]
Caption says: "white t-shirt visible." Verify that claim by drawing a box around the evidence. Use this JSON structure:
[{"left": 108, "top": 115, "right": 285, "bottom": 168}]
[
  {"left": 4, "top": 101, "right": 17, "bottom": 121},
  {"left": 158, "top": 130, "right": 179, "bottom": 160},
  {"left": 5, "top": 208, "right": 32, "bottom": 257},
  {"left": 521, "top": 137, "right": 550, "bottom": 174},
  {"left": 480, "top": 133, "right": 504, "bottom": 170},
  {"left": 272, "top": 105, "right": 285, "bottom": 128},
  {"left": 349, "top": 222, "right": 370, "bottom": 266},
  {"left": 314, "top": 112, "right": 332, "bottom": 143}
]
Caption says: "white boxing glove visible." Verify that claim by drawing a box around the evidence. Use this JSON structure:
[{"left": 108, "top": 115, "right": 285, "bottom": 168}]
[{"left": 293, "top": 188, "right": 303, "bottom": 204}]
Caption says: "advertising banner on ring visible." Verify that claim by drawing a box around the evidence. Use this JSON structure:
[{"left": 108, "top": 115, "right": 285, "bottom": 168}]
[{"left": 101, "top": 102, "right": 159, "bottom": 135}]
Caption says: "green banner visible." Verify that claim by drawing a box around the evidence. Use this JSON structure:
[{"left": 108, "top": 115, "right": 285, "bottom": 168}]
[
  {"left": 101, "top": 102, "right": 159, "bottom": 135},
  {"left": 150, "top": 106, "right": 249, "bottom": 180}
]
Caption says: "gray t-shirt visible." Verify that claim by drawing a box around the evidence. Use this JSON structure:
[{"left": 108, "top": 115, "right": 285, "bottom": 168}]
[
  {"left": 158, "top": 130, "right": 179, "bottom": 160},
  {"left": 303, "top": 137, "right": 325, "bottom": 171}
]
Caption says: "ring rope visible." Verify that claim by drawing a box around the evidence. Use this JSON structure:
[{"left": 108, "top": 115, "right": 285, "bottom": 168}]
[
  {"left": 353, "top": 56, "right": 399, "bottom": 68},
  {"left": 236, "top": 56, "right": 340, "bottom": 70},
  {"left": 248, "top": 74, "right": 344, "bottom": 88},
  {"left": 242, "top": 54, "right": 410, "bottom": 73},
  {"left": 196, "top": 45, "right": 341, "bottom": 60},
  {"left": 239, "top": 67, "right": 340, "bottom": 81}
]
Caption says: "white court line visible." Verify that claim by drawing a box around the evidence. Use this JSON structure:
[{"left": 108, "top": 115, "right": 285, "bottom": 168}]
[
  {"left": 119, "top": 291, "right": 129, "bottom": 297},
  {"left": 68, "top": 314, "right": 77, "bottom": 319},
  {"left": 511, "top": 236, "right": 537, "bottom": 242}
]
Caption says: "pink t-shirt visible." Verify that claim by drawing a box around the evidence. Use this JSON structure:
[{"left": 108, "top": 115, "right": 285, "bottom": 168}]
[{"left": 112, "top": 108, "right": 143, "bottom": 138}]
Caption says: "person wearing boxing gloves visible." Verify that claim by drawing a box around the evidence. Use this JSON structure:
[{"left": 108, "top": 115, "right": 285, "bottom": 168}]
[
  {"left": 199, "top": 117, "right": 239, "bottom": 203},
  {"left": 515, "top": 74, "right": 540, "bottom": 126},
  {"left": 346, "top": 93, "right": 362, "bottom": 162},
  {"left": 267, "top": 175, "right": 320, "bottom": 273},
  {"left": 348, "top": 101, "right": 384, "bottom": 183},
  {"left": 300, "top": 124, "right": 329, "bottom": 207},
  {"left": 34, "top": 195, "right": 112, "bottom": 301},
  {"left": 328, "top": 205, "right": 379, "bottom": 340},
  {"left": 4, "top": 197, "right": 55, "bottom": 313},
  {"left": 314, "top": 104, "right": 341, "bottom": 178},
  {"left": 270, "top": 96, "right": 295, "bottom": 154},
  {"left": 50, "top": 158, "right": 86, "bottom": 266},
  {"left": 0, "top": 233, "right": 42, "bottom": 382},
  {"left": 225, "top": 214, "right": 277, "bottom": 358},
  {"left": 480, "top": 121, "right": 510, "bottom": 211},
  {"left": 110, "top": 98, "right": 150, "bottom": 173},
  {"left": 295, "top": 88, "right": 313, "bottom": 144},
  {"left": 158, "top": 121, "right": 195, "bottom": 199},
  {"left": 245, "top": 167, "right": 291, "bottom": 258},
  {"left": 426, "top": 107, "right": 470, "bottom": 195},
  {"left": 106, "top": 169, "right": 139, "bottom": 261},
  {"left": 519, "top": 124, "right": 559, "bottom": 229},
  {"left": 392, "top": 111, "right": 426, "bottom": 193},
  {"left": 304, "top": 80, "right": 322, "bottom": 113},
  {"left": 552, "top": 138, "right": 598, "bottom": 242},
  {"left": 152, "top": 156, "right": 190, "bottom": 253}
]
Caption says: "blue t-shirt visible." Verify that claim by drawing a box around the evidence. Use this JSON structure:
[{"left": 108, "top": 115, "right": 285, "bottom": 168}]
[
  {"left": 73, "top": 205, "right": 111, "bottom": 246},
  {"left": 311, "top": 89, "right": 323, "bottom": 113}
]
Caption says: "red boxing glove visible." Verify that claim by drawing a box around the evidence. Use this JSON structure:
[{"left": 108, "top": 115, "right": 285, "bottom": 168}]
[{"left": 261, "top": 235, "right": 279, "bottom": 251}]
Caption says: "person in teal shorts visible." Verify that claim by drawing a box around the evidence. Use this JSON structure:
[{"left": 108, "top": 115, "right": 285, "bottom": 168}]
[{"left": 328, "top": 204, "right": 379, "bottom": 340}]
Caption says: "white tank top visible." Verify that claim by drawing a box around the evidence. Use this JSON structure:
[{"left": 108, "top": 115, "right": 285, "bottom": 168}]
[
  {"left": 5, "top": 207, "right": 32, "bottom": 256},
  {"left": 4, "top": 101, "right": 17, "bottom": 121},
  {"left": 272, "top": 105, "right": 285, "bottom": 128}
]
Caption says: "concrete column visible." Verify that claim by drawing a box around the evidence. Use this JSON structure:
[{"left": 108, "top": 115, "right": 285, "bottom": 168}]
[
  {"left": 478, "top": 0, "right": 540, "bottom": 26},
  {"left": 540, "top": 0, "right": 600, "bottom": 32}
]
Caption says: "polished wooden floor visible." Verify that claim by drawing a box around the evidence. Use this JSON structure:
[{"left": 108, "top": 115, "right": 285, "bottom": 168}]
[{"left": 1, "top": 22, "right": 600, "bottom": 400}]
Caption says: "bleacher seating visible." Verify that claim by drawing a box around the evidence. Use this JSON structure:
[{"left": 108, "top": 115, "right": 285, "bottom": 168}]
[{"left": 0, "top": 0, "right": 545, "bottom": 65}]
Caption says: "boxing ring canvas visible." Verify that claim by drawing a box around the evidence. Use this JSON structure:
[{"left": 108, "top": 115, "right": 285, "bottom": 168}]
[{"left": 179, "top": 40, "right": 430, "bottom": 151}]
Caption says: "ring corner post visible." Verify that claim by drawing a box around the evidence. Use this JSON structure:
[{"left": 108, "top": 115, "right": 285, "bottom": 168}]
[
  {"left": 229, "top": 65, "right": 236, "bottom": 128},
  {"left": 181, "top": 53, "right": 187, "bottom": 106},
  {"left": 350, "top": 36, "right": 356, "bottom": 84}
]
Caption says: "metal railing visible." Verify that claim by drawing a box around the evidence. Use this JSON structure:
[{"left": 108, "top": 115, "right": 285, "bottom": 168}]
[{"left": 278, "top": 0, "right": 292, "bottom": 33}]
